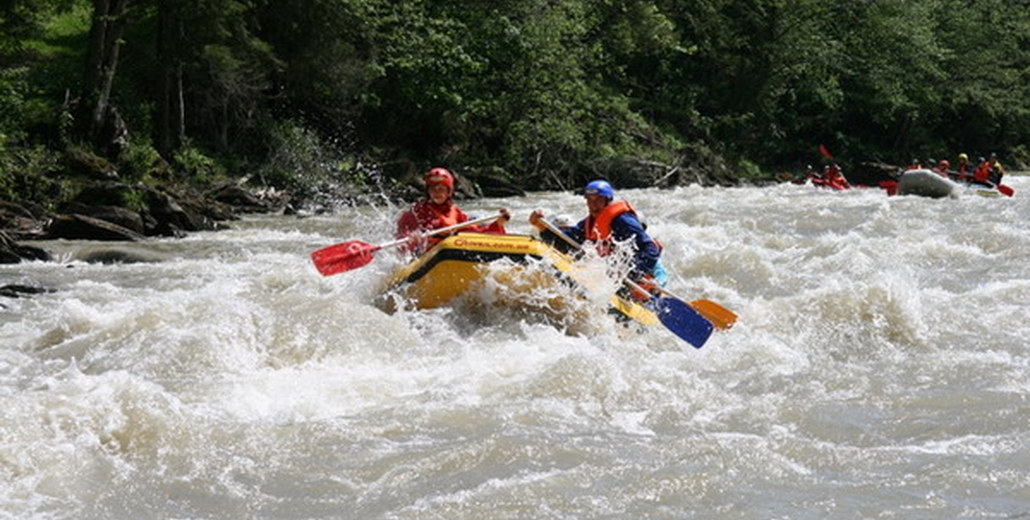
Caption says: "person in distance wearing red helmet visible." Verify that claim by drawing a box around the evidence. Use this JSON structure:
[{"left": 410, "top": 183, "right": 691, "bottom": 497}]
[{"left": 395, "top": 167, "right": 511, "bottom": 254}]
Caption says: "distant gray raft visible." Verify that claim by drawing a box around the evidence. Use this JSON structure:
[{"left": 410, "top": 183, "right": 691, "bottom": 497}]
[{"left": 897, "top": 169, "right": 961, "bottom": 198}]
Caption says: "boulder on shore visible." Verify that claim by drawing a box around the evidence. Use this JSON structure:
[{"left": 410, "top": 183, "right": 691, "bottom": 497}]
[
  {"left": 46, "top": 213, "right": 148, "bottom": 241},
  {"left": 0, "top": 231, "right": 52, "bottom": 263}
]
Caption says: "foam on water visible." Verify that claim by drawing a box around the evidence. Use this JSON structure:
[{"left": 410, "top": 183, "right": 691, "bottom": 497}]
[{"left": 2, "top": 178, "right": 1029, "bottom": 519}]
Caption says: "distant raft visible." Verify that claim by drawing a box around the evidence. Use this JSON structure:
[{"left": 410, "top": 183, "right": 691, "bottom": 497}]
[{"left": 897, "top": 169, "right": 961, "bottom": 199}]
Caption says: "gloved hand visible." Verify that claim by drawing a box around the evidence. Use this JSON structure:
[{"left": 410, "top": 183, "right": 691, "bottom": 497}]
[{"left": 628, "top": 273, "right": 659, "bottom": 302}]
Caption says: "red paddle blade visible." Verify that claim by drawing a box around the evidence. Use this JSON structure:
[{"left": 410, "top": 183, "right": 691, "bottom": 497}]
[
  {"left": 998, "top": 184, "right": 1015, "bottom": 197},
  {"left": 818, "top": 144, "right": 833, "bottom": 159},
  {"left": 311, "top": 240, "right": 378, "bottom": 276}
]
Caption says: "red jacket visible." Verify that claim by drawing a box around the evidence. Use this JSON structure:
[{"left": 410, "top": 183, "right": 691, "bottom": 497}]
[
  {"left": 818, "top": 164, "right": 850, "bottom": 190},
  {"left": 973, "top": 161, "right": 991, "bottom": 183},
  {"left": 395, "top": 199, "right": 505, "bottom": 253}
]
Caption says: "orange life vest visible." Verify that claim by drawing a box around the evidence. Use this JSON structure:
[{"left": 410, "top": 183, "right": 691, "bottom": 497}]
[
  {"left": 396, "top": 199, "right": 507, "bottom": 255},
  {"left": 407, "top": 200, "right": 464, "bottom": 231},
  {"left": 395, "top": 199, "right": 466, "bottom": 253},
  {"left": 584, "top": 200, "right": 632, "bottom": 243},
  {"left": 973, "top": 162, "right": 991, "bottom": 183},
  {"left": 583, "top": 200, "right": 663, "bottom": 257}
]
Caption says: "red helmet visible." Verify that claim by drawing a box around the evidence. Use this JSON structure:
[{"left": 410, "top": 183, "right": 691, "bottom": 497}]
[{"left": 424, "top": 168, "right": 455, "bottom": 191}]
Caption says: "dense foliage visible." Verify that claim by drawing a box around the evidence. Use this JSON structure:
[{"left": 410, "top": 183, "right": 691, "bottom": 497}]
[{"left": 2, "top": 0, "right": 1029, "bottom": 205}]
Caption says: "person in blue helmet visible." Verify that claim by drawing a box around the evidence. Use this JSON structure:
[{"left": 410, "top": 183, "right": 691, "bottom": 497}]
[{"left": 529, "top": 180, "right": 668, "bottom": 298}]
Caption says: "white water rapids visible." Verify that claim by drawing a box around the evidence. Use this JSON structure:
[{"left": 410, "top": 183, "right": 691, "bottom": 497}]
[{"left": 2, "top": 179, "right": 1028, "bottom": 519}]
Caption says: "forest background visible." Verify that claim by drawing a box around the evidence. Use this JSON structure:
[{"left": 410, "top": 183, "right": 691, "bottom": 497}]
[{"left": 2, "top": 0, "right": 1029, "bottom": 211}]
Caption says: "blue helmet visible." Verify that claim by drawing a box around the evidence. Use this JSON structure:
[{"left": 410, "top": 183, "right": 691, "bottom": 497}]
[{"left": 583, "top": 180, "right": 614, "bottom": 199}]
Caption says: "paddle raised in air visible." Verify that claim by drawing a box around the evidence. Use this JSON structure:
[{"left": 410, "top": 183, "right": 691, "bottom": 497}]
[
  {"left": 311, "top": 213, "right": 504, "bottom": 276},
  {"left": 537, "top": 218, "right": 723, "bottom": 348}
]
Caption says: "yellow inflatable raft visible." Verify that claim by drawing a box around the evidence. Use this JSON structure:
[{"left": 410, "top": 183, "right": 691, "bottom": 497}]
[{"left": 376, "top": 232, "right": 659, "bottom": 326}]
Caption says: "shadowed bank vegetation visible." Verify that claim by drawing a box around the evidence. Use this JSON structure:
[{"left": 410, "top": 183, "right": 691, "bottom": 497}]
[{"left": 3, "top": 0, "right": 1029, "bottom": 209}]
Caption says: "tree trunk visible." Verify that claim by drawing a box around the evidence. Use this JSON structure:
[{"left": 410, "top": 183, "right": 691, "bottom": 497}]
[
  {"left": 156, "top": 0, "right": 186, "bottom": 156},
  {"left": 79, "top": 0, "right": 131, "bottom": 151}
]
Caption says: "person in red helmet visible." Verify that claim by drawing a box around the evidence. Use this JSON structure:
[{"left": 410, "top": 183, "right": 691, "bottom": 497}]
[
  {"left": 820, "top": 162, "right": 850, "bottom": 190},
  {"left": 395, "top": 167, "right": 511, "bottom": 254}
]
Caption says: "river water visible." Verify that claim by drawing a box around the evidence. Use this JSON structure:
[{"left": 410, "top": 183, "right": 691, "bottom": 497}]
[{"left": 2, "top": 179, "right": 1028, "bottom": 519}]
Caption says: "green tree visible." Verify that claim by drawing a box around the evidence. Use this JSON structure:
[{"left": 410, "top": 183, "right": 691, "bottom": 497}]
[{"left": 78, "top": 0, "right": 130, "bottom": 151}]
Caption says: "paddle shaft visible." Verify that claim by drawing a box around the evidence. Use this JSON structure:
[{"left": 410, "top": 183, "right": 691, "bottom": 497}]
[
  {"left": 312, "top": 212, "right": 505, "bottom": 276},
  {"left": 536, "top": 217, "right": 585, "bottom": 251},
  {"left": 537, "top": 217, "right": 653, "bottom": 294},
  {"left": 411, "top": 213, "right": 506, "bottom": 241},
  {"left": 537, "top": 217, "right": 736, "bottom": 330},
  {"left": 529, "top": 217, "right": 712, "bottom": 347}
]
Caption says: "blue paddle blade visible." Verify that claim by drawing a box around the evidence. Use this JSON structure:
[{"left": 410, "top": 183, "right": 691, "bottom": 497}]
[{"left": 654, "top": 297, "right": 714, "bottom": 348}]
